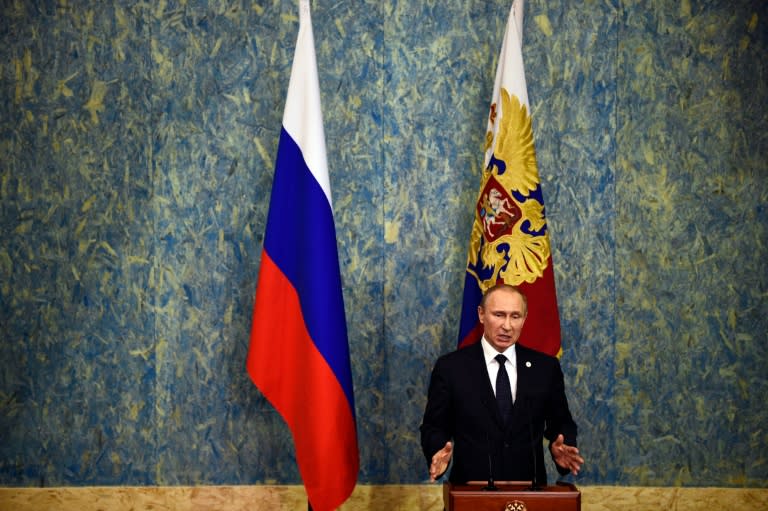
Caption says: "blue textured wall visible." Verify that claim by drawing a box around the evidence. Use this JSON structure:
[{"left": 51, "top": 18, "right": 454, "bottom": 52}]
[{"left": 1, "top": 0, "right": 766, "bottom": 487}]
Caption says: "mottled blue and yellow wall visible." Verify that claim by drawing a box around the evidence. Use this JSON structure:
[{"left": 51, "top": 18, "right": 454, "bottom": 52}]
[{"left": 1, "top": 0, "right": 766, "bottom": 489}]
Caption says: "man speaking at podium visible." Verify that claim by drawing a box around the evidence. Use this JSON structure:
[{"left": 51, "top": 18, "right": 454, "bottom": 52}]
[{"left": 420, "top": 284, "right": 584, "bottom": 484}]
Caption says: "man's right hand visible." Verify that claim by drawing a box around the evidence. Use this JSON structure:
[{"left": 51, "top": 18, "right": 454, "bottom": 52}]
[{"left": 429, "top": 441, "right": 453, "bottom": 482}]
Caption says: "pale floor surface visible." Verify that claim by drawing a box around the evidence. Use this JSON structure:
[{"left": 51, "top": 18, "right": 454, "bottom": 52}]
[{"left": 0, "top": 485, "right": 767, "bottom": 510}]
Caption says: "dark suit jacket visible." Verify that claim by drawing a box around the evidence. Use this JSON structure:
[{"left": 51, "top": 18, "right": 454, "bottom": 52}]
[{"left": 420, "top": 341, "right": 577, "bottom": 484}]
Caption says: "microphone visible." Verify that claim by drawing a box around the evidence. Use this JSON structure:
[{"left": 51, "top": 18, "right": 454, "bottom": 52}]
[
  {"left": 482, "top": 432, "right": 498, "bottom": 491},
  {"left": 524, "top": 396, "right": 542, "bottom": 491}
]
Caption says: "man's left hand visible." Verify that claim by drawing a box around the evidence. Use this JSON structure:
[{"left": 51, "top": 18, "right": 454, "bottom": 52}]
[{"left": 550, "top": 434, "right": 584, "bottom": 475}]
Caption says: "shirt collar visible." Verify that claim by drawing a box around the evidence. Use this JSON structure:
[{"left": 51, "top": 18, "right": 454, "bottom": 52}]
[{"left": 480, "top": 336, "right": 516, "bottom": 366}]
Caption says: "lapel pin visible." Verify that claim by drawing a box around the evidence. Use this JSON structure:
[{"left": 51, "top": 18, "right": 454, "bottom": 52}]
[{"left": 526, "top": 361, "right": 532, "bottom": 368}]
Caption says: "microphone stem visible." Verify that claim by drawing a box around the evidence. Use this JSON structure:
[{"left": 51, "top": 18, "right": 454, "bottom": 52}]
[
  {"left": 483, "top": 432, "right": 498, "bottom": 491},
  {"left": 526, "top": 398, "right": 541, "bottom": 491}
]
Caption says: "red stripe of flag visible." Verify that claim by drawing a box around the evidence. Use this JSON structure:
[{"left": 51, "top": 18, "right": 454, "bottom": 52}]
[{"left": 248, "top": 252, "right": 358, "bottom": 509}]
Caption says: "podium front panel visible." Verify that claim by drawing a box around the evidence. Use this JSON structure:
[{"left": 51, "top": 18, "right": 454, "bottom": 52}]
[{"left": 444, "top": 481, "right": 581, "bottom": 511}]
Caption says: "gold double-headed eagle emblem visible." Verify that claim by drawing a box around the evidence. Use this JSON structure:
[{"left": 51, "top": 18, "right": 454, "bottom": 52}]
[{"left": 468, "top": 87, "right": 551, "bottom": 293}]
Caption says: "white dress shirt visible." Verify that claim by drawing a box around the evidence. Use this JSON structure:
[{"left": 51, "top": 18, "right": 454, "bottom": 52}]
[{"left": 481, "top": 336, "right": 517, "bottom": 403}]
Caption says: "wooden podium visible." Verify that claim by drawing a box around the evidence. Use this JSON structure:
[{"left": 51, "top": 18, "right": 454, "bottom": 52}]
[{"left": 444, "top": 481, "right": 581, "bottom": 511}]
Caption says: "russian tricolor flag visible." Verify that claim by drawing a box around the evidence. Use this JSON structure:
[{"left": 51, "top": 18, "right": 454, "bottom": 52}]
[{"left": 247, "top": 1, "right": 359, "bottom": 509}]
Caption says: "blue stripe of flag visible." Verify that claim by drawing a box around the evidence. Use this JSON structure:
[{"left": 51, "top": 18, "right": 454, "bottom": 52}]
[
  {"left": 262, "top": 127, "right": 355, "bottom": 412},
  {"left": 457, "top": 272, "right": 483, "bottom": 344}
]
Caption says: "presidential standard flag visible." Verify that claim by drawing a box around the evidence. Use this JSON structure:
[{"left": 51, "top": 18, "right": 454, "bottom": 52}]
[
  {"left": 457, "top": 0, "right": 562, "bottom": 357},
  {"left": 246, "top": 1, "right": 359, "bottom": 509}
]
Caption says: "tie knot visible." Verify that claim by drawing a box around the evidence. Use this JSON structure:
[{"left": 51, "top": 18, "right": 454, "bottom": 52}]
[{"left": 495, "top": 354, "right": 507, "bottom": 366}]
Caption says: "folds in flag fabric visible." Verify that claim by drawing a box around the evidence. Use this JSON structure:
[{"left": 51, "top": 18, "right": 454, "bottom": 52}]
[
  {"left": 246, "top": 1, "right": 359, "bottom": 509},
  {"left": 457, "top": 0, "right": 562, "bottom": 357}
]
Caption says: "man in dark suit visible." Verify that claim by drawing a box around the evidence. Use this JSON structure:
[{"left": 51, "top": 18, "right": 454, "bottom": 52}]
[{"left": 420, "top": 284, "right": 583, "bottom": 484}]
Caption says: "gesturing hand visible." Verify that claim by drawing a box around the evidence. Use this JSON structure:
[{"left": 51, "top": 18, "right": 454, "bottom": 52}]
[
  {"left": 429, "top": 441, "right": 453, "bottom": 482},
  {"left": 550, "top": 434, "right": 584, "bottom": 475}
]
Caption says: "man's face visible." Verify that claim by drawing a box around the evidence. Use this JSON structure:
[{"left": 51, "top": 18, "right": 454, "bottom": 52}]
[{"left": 478, "top": 288, "right": 527, "bottom": 352}]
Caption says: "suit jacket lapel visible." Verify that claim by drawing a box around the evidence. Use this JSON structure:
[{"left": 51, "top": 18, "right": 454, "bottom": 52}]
[
  {"left": 513, "top": 343, "right": 538, "bottom": 415},
  {"left": 466, "top": 342, "right": 504, "bottom": 427},
  {"left": 514, "top": 343, "right": 526, "bottom": 403}
]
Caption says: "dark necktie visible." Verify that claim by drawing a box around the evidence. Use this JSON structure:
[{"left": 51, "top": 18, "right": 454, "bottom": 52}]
[{"left": 495, "top": 354, "right": 513, "bottom": 425}]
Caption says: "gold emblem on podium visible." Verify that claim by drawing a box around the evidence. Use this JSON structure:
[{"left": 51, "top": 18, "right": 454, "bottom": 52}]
[{"left": 505, "top": 500, "right": 527, "bottom": 511}]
